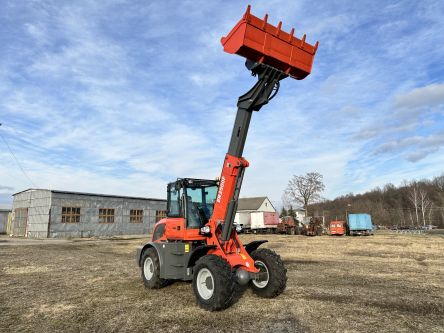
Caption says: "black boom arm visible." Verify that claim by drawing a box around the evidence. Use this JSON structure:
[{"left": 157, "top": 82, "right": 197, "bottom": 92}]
[{"left": 220, "top": 62, "right": 287, "bottom": 241}]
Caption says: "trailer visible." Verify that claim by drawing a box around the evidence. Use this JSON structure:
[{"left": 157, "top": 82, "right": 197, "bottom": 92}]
[
  {"left": 236, "top": 211, "right": 279, "bottom": 233},
  {"left": 347, "top": 214, "right": 374, "bottom": 236}
]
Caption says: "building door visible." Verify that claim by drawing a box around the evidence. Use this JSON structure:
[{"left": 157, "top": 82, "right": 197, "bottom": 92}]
[{"left": 13, "top": 208, "right": 28, "bottom": 236}]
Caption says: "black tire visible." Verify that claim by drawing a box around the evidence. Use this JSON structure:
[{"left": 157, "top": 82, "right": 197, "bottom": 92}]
[
  {"left": 141, "top": 247, "right": 170, "bottom": 289},
  {"left": 192, "top": 255, "right": 239, "bottom": 311},
  {"left": 250, "top": 248, "right": 287, "bottom": 298}
]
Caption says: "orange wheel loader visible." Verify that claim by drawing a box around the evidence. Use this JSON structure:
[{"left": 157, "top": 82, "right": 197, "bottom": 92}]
[{"left": 136, "top": 5, "right": 318, "bottom": 311}]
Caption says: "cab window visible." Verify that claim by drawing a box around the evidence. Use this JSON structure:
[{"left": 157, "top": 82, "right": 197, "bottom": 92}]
[
  {"left": 168, "top": 185, "right": 182, "bottom": 217},
  {"left": 185, "top": 185, "right": 218, "bottom": 229}
]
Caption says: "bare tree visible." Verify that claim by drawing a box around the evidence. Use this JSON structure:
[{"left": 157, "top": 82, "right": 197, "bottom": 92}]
[
  {"left": 285, "top": 172, "right": 325, "bottom": 217},
  {"left": 419, "top": 188, "right": 431, "bottom": 227},
  {"left": 408, "top": 183, "right": 420, "bottom": 226},
  {"left": 408, "top": 210, "right": 414, "bottom": 226},
  {"left": 433, "top": 174, "right": 444, "bottom": 192},
  {"left": 396, "top": 206, "right": 405, "bottom": 226},
  {"left": 428, "top": 202, "right": 434, "bottom": 225}
]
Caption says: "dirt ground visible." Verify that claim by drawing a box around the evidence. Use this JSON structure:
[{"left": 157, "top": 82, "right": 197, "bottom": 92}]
[{"left": 0, "top": 232, "right": 443, "bottom": 333}]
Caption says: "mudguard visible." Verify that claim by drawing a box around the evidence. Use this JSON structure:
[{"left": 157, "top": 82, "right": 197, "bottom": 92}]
[
  {"left": 187, "top": 245, "right": 217, "bottom": 268},
  {"left": 244, "top": 240, "right": 268, "bottom": 254},
  {"left": 136, "top": 242, "right": 164, "bottom": 267}
]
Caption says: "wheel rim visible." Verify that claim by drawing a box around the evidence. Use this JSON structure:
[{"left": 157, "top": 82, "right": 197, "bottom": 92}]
[
  {"left": 252, "top": 260, "right": 269, "bottom": 288},
  {"left": 196, "top": 268, "right": 214, "bottom": 300},
  {"left": 143, "top": 257, "right": 154, "bottom": 281}
]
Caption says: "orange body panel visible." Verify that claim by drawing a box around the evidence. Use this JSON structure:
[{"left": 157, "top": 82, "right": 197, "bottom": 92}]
[
  {"left": 156, "top": 218, "right": 205, "bottom": 241},
  {"left": 212, "top": 154, "right": 249, "bottom": 223},
  {"left": 221, "top": 5, "right": 318, "bottom": 79},
  {"left": 330, "top": 221, "right": 345, "bottom": 236}
]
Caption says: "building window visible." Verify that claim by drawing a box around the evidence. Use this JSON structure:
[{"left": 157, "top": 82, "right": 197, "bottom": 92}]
[
  {"left": 62, "top": 207, "right": 80, "bottom": 223},
  {"left": 130, "top": 209, "right": 143, "bottom": 223},
  {"left": 99, "top": 208, "right": 115, "bottom": 223},
  {"left": 156, "top": 210, "right": 167, "bottom": 222}
]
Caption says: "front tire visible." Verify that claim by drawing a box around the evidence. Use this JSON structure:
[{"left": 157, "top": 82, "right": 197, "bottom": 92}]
[
  {"left": 141, "top": 247, "right": 170, "bottom": 289},
  {"left": 192, "top": 255, "right": 238, "bottom": 311},
  {"left": 250, "top": 248, "right": 287, "bottom": 298}
]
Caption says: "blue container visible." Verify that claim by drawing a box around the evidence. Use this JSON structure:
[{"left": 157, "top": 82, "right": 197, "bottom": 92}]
[{"left": 347, "top": 214, "right": 373, "bottom": 235}]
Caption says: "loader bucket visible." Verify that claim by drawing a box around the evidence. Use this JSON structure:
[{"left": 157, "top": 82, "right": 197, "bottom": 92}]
[{"left": 221, "top": 5, "right": 319, "bottom": 80}]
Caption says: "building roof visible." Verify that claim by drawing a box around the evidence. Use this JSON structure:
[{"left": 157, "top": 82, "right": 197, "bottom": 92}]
[
  {"left": 13, "top": 189, "right": 166, "bottom": 202},
  {"left": 237, "top": 197, "right": 269, "bottom": 211}
]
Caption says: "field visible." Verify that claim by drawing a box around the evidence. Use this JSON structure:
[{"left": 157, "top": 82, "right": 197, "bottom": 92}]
[{"left": 1, "top": 233, "right": 443, "bottom": 333}]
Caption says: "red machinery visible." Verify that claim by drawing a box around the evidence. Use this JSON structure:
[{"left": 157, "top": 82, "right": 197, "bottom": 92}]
[
  {"left": 136, "top": 6, "right": 318, "bottom": 311},
  {"left": 330, "top": 220, "right": 346, "bottom": 236},
  {"left": 277, "top": 216, "right": 299, "bottom": 235}
]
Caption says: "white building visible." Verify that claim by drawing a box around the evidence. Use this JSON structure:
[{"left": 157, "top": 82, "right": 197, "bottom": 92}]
[
  {"left": 293, "top": 208, "right": 306, "bottom": 221},
  {"left": 0, "top": 204, "right": 12, "bottom": 234},
  {"left": 237, "top": 197, "right": 276, "bottom": 213},
  {"left": 235, "top": 197, "right": 278, "bottom": 231}
]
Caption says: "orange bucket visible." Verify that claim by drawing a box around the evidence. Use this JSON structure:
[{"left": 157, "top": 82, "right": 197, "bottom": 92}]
[{"left": 221, "top": 5, "right": 318, "bottom": 80}]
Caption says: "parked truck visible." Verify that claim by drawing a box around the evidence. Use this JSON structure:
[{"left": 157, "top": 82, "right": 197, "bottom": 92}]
[
  {"left": 329, "top": 220, "right": 345, "bottom": 236},
  {"left": 235, "top": 211, "right": 280, "bottom": 233},
  {"left": 347, "top": 214, "right": 374, "bottom": 236}
]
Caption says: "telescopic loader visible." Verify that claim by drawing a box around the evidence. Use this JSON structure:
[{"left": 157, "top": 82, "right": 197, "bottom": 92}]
[{"left": 136, "top": 5, "right": 318, "bottom": 311}]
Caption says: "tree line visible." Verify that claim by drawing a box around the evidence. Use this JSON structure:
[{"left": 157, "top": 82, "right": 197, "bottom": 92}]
[
  {"left": 309, "top": 174, "right": 444, "bottom": 227},
  {"left": 282, "top": 172, "right": 444, "bottom": 227}
]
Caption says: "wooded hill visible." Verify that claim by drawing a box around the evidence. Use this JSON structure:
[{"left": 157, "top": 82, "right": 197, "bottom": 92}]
[{"left": 309, "top": 174, "right": 444, "bottom": 228}]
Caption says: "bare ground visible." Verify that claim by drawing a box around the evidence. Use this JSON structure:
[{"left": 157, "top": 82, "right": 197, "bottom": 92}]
[{"left": 0, "top": 233, "right": 443, "bottom": 333}]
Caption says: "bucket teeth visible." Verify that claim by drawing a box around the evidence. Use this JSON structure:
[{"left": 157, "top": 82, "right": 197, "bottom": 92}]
[{"left": 221, "top": 5, "right": 319, "bottom": 80}]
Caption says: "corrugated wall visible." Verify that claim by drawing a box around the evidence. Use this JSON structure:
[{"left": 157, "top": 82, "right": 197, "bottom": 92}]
[
  {"left": 0, "top": 210, "right": 11, "bottom": 234},
  {"left": 49, "top": 193, "right": 166, "bottom": 238},
  {"left": 12, "top": 190, "right": 51, "bottom": 238}
]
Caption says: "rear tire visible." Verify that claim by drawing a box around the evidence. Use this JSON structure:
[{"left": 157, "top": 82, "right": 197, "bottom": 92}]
[
  {"left": 141, "top": 247, "right": 170, "bottom": 289},
  {"left": 192, "top": 255, "right": 238, "bottom": 311},
  {"left": 250, "top": 248, "right": 287, "bottom": 298}
]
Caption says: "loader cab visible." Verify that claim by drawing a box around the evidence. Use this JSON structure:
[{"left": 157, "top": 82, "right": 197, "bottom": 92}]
[{"left": 167, "top": 178, "right": 219, "bottom": 229}]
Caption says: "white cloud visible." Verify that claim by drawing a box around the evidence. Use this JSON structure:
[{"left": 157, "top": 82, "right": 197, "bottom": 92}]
[
  {"left": 374, "top": 133, "right": 444, "bottom": 161},
  {"left": 395, "top": 83, "right": 444, "bottom": 110}
]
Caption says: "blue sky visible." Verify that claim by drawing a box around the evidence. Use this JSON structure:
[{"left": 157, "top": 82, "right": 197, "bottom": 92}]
[{"left": 1, "top": 0, "right": 444, "bottom": 206}]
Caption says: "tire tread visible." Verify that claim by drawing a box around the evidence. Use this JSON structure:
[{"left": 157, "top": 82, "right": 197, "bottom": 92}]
[
  {"left": 250, "top": 248, "right": 287, "bottom": 298},
  {"left": 193, "top": 255, "right": 241, "bottom": 311}
]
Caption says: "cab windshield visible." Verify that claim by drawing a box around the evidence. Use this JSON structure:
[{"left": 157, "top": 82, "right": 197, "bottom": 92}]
[{"left": 185, "top": 185, "right": 218, "bottom": 228}]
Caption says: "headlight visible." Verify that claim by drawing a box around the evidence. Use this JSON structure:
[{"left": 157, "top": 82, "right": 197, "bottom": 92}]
[{"left": 200, "top": 226, "right": 211, "bottom": 234}]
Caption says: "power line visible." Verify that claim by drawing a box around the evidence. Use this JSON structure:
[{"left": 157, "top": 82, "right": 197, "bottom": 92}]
[{"left": 0, "top": 123, "right": 37, "bottom": 188}]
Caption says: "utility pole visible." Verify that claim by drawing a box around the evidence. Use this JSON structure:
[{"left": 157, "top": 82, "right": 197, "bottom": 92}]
[{"left": 345, "top": 203, "right": 351, "bottom": 221}]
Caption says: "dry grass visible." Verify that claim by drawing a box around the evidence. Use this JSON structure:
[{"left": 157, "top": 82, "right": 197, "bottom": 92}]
[{"left": 0, "top": 233, "right": 443, "bottom": 333}]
